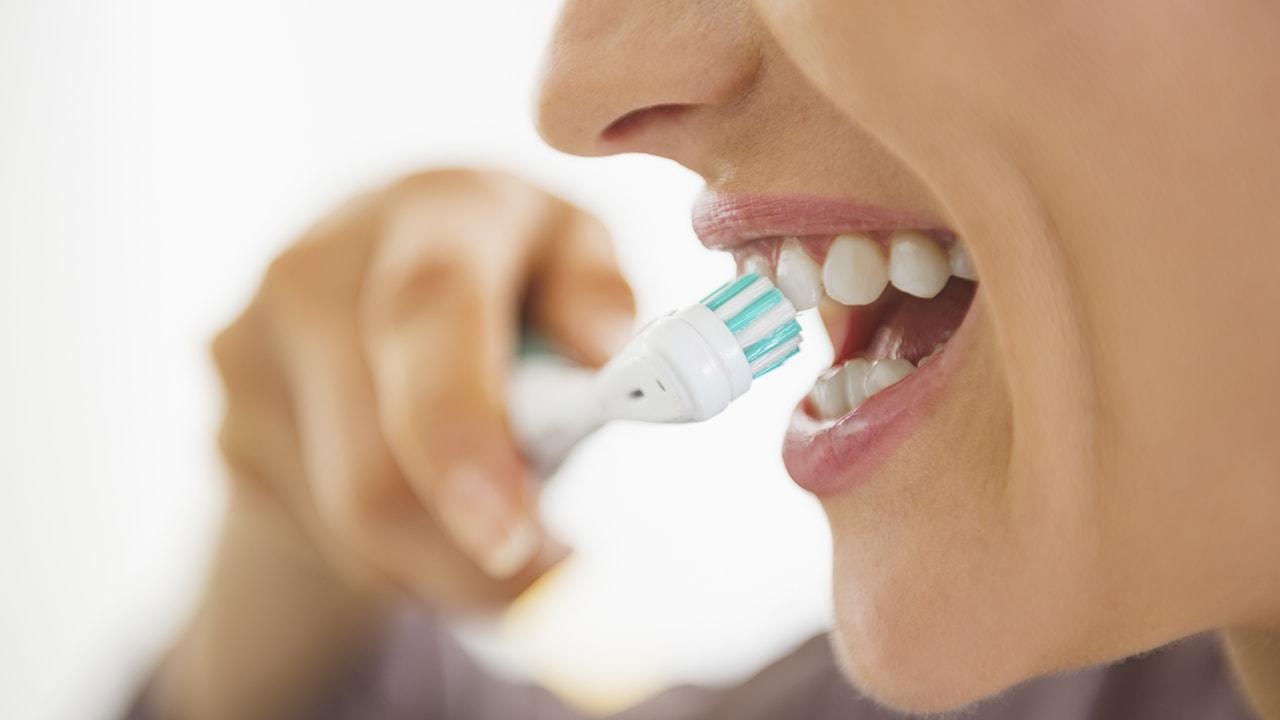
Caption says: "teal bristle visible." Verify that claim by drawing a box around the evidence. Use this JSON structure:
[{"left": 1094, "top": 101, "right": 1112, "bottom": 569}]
[
  {"left": 701, "top": 273, "right": 758, "bottom": 310},
  {"left": 701, "top": 273, "right": 803, "bottom": 379},
  {"left": 753, "top": 346, "right": 801, "bottom": 378},
  {"left": 725, "top": 288, "right": 784, "bottom": 334},
  {"left": 743, "top": 319, "right": 802, "bottom": 364}
]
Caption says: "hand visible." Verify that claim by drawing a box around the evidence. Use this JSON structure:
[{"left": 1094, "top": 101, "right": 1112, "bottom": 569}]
[{"left": 210, "top": 169, "right": 635, "bottom": 611}]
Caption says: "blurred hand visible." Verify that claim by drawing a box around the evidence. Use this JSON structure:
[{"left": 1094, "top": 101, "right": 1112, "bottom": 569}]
[{"left": 210, "top": 169, "right": 635, "bottom": 611}]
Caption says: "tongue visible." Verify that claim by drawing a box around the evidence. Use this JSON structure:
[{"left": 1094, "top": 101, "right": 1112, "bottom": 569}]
[{"left": 865, "top": 278, "right": 976, "bottom": 364}]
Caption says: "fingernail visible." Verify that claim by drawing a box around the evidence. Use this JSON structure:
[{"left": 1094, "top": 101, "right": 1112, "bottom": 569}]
[
  {"left": 437, "top": 465, "right": 542, "bottom": 579},
  {"left": 481, "top": 518, "right": 542, "bottom": 579}
]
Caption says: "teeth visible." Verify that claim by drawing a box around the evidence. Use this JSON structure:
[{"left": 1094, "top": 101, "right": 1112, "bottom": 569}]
[
  {"left": 888, "top": 230, "right": 951, "bottom": 299},
  {"left": 949, "top": 239, "right": 978, "bottom": 281},
  {"left": 775, "top": 238, "right": 824, "bottom": 310},
  {"left": 742, "top": 254, "right": 775, "bottom": 282},
  {"left": 755, "top": 230, "right": 972, "bottom": 422},
  {"left": 809, "top": 356, "right": 912, "bottom": 421},
  {"left": 822, "top": 233, "right": 888, "bottom": 306},
  {"left": 841, "top": 357, "right": 872, "bottom": 408},
  {"left": 863, "top": 358, "right": 916, "bottom": 397},
  {"left": 808, "top": 358, "right": 869, "bottom": 421},
  {"left": 918, "top": 342, "right": 945, "bottom": 367},
  {"left": 810, "top": 366, "right": 852, "bottom": 419},
  {"left": 784, "top": 229, "right": 968, "bottom": 422},
  {"left": 742, "top": 230, "right": 975, "bottom": 309}
]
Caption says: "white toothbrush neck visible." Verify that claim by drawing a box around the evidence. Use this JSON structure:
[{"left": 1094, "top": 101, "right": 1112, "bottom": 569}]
[
  {"left": 508, "top": 299, "right": 785, "bottom": 477},
  {"left": 507, "top": 307, "right": 753, "bottom": 477},
  {"left": 595, "top": 306, "right": 752, "bottom": 423},
  {"left": 507, "top": 357, "right": 607, "bottom": 479}
]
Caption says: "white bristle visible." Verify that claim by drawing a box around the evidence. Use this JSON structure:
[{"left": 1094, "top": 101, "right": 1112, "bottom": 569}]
[
  {"left": 709, "top": 277, "right": 771, "bottom": 324},
  {"left": 733, "top": 298, "right": 798, "bottom": 347},
  {"left": 701, "top": 273, "right": 804, "bottom": 379},
  {"left": 748, "top": 335, "right": 801, "bottom": 375}
]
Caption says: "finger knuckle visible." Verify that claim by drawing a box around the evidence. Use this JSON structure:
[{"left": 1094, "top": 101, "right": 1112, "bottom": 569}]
[
  {"left": 581, "top": 265, "right": 636, "bottom": 305},
  {"left": 387, "top": 168, "right": 550, "bottom": 237},
  {"left": 262, "top": 226, "right": 372, "bottom": 313},
  {"left": 209, "top": 315, "right": 260, "bottom": 378},
  {"left": 209, "top": 324, "right": 242, "bottom": 379},
  {"left": 391, "top": 168, "right": 545, "bottom": 206},
  {"left": 261, "top": 241, "right": 326, "bottom": 298},
  {"left": 360, "top": 254, "right": 488, "bottom": 331},
  {"left": 393, "top": 167, "right": 494, "bottom": 194}
]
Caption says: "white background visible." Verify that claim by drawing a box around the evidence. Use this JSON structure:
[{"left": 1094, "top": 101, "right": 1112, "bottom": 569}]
[{"left": 0, "top": 1, "right": 833, "bottom": 718}]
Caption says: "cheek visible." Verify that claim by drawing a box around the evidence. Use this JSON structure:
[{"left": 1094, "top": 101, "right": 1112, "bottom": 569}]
[
  {"left": 747, "top": 1, "right": 999, "bottom": 113},
  {"left": 750, "top": 0, "right": 1279, "bottom": 704},
  {"left": 745, "top": 1, "right": 1092, "bottom": 171},
  {"left": 746, "top": 1, "right": 907, "bottom": 119},
  {"left": 813, "top": 301, "right": 1120, "bottom": 711}
]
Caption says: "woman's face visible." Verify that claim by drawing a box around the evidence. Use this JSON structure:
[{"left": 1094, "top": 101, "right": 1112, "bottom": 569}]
[{"left": 538, "top": 0, "right": 1280, "bottom": 710}]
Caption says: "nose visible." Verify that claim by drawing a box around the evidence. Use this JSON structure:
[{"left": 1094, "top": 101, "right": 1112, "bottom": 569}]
[{"left": 536, "top": 0, "right": 761, "bottom": 168}]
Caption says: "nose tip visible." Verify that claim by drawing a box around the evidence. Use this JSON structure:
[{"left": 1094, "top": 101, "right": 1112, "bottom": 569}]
[{"left": 535, "top": 0, "right": 761, "bottom": 160}]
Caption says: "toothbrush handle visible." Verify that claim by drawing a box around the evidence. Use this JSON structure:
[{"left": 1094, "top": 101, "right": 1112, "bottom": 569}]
[{"left": 506, "top": 357, "right": 606, "bottom": 479}]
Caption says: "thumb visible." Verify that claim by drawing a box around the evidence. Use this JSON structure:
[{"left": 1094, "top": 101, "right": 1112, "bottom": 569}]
[{"left": 528, "top": 204, "right": 637, "bottom": 367}]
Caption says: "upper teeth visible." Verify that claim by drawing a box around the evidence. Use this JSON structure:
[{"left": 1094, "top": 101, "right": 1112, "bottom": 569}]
[
  {"left": 949, "top": 239, "right": 978, "bottom": 281},
  {"left": 742, "top": 231, "right": 975, "bottom": 422},
  {"left": 823, "top": 234, "right": 888, "bottom": 305},
  {"left": 774, "top": 238, "right": 825, "bottom": 310},
  {"left": 759, "top": 232, "right": 976, "bottom": 309},
  {"left": 742, "top": 254, "right": 773, "bottom": 282},
  {"left": 888, "top": 231, "right": 951, "bottom": 299}
]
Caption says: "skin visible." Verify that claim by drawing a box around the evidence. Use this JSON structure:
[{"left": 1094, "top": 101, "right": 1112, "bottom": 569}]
[
  {"left": 161, "top": 171, "right": 635, "bottom": 720},
  {"left": 538, "top": 0, "right": 1280, "bottom": 714},
  {"left": 166, "top": 1, "right": 1280, "bottom": 718}
]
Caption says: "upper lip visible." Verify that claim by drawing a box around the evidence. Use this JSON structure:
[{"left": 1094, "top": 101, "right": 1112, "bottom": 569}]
[{"left": 691, "top": 191, "right": 949, "bottom": 250}]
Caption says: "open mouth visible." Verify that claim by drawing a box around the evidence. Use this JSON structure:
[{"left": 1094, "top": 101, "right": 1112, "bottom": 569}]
[
  {"left": 733, "top": 231, "right": 977, "bottom": 423},
  {"left": 693, "top": 192, "right": 980, "bottom": 496}
]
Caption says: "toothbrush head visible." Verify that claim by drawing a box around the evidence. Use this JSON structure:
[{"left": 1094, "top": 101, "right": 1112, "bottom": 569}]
[
  {"left": 597, "top": 273, "right": 804, "bottom": 423},
  {"left": 700, "top": 273, "right": 803, "bottom": 378}
]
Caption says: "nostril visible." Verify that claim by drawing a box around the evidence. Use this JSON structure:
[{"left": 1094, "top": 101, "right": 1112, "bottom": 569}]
[
  {"left": 536, "top": 1, "right": 759, "bottom": 159},
  {"left": 601, "top": 104, "right": 691, "bottom": 145}
]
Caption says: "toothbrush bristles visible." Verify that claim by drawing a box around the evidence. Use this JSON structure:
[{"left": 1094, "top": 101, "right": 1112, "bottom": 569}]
[{"left": 702, "top": 273, "right": 804, "bottom": 379}]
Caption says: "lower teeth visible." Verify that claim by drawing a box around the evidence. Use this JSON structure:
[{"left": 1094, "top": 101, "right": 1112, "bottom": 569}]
[
  {"left": 918, "top": 342, "right": 945, "bottom": 367},
  {"left": 808, "top": 343, "right": 946, "bottom": 421},
  {"left": 863, "top": 358, "right": 914, "bottom": 396}
]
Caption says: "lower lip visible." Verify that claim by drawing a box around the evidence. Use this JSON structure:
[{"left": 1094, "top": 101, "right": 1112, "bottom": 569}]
[{"left": 781, "top": 294, "right": 981, "bottom": 497}]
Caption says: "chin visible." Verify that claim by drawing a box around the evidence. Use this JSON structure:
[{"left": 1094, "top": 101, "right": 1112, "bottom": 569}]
[
  {"left": 826, "top": 584, "right": 1036, "bottom": 713},
  {"left": 820, "top": 510, "right": 1101, "bottom": 714}
]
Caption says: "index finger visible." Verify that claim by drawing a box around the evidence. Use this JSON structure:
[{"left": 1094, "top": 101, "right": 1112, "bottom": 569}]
[{"left": 360, "top": 170, "right": 555, "bottom": 578}]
